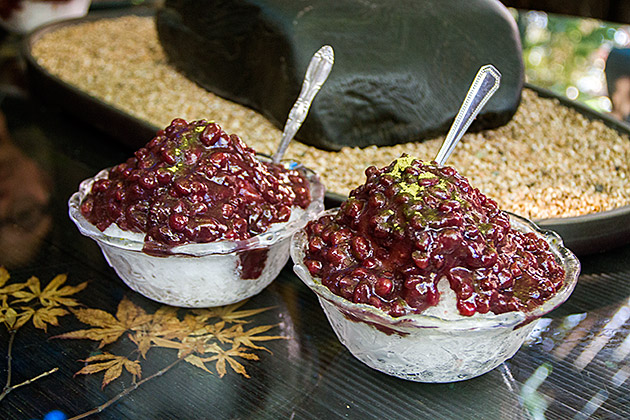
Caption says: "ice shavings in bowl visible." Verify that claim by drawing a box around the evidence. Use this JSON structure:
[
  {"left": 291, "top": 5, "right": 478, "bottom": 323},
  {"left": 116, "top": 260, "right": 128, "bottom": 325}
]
[
  {"left": 291, "top": 156, "right": 580, "bottom": 381},
  {"left": 69, "top": 119, "right": 324, "bottom": 307}
]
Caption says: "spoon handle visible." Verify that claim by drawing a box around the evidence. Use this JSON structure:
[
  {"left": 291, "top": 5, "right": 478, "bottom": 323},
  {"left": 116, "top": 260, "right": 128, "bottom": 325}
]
[
  {"left": 272, "top": 45, "right": 335, "bottom": 163},
  {"left": 434, "top": 64, "right": 501, "bottom": 166}
]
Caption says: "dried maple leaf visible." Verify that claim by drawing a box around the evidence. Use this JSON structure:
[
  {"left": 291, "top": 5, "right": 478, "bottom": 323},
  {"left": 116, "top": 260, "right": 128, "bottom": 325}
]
[
  {"left": 190, "top": 309, "right": 219, "bottom": 325},
  {"left": 149, "top": 306, "right": 189, "bottom": 339},
  {"left": 54, "top": 309, "right": 126, "bottom": 347},
  {"left": 149, "top": 336, "right": 189, "bottom": 351},
  {"left": 184, "top": 312, "right": 214, "bottom": 336},
  {"left": 31, "top": 306, "right": 69, "bottom": 332},
  {"left": 14, "top": 310, "right": 33, "bottom": 330},
  {"left": 0, "top": 267, "right": 8, "bottom": 285},
  {"left": 11, "top": 274, "right": 87, "bottom": 307},
  {"left": 75, "top": 353, "right": 142, "bottom": 388},
  {"left": 115, "top": 296, "right": 152, "bottom": 328},
  {"left": 0, "top": 298, "right": 32, "bottom": 330},
  {"left": 10, "top": 276, "right": 40, "bottom": 304},
  {"left": 195, "top": 301, "right": 275, "bottom": 324},
  {"left": 184, "top": 354, "right": 213, "bottom": 374},
  {"left": 0, "top": 297, "right": 18, "bottom": 330},
  {"left": 202, "top": 343, "right": 259, "bottom": 378},
  {"left": 0, "top": 267, "right": 26, "bottom": 297},
  {"left": 54, "top": 297, "right": 151, "bottom": 348},
  {"left": 177, "top": 336, "right": 209, "bottom": 358},
  {"left": 141, "top": 334, "right": 205, "bottom": 360},
  {"left": 130, "top": 306, "right": 192, "bottom": 358},
  {"left": 205, "top": 321, "right": 238, "bottom": 344},
  {"left": 230, "top": 324, "right": 286, "bottom": 353},
  {"left": 128, "top": 331, "right": 152, "bottom": 360}
]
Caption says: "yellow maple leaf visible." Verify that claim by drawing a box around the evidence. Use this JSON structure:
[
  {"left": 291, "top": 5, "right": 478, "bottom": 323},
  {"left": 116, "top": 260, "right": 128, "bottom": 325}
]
[
  {"left": 149, "top": 336, "right": 188, "bottom": 350},
  {"left": 0, "top": 267, "right": 27, "bottom": 298},
  {"left": 74, "top": 353, "right": 141, "bottom": 388},
  {"left": 11, "top": 306, "right": 33, "bottom": 330},
  {"left": 0, "top": 267, "right": 7, "bottom": 285},
  {"left": 0, "top": 298, "right": 33, "bottom": 331},
  {"left": 138, "top": 306, "right": 189, "bottom": 339},
  {"left": 184, "top": 354, "right": 213, "bottom": 374},
  {"left": 54, "top": 297, "right": 150, "bottom": 348},
  {"left": 202, "top": 343, "right": 259, "bottom": 378},
  {"left": 193, "top": 300, "right": 275, "bottom": 325},
  {"left": 230, "top": 324, "right": 286, "bottom": 353},
  {"left": 204, "top": 321, "right": 238, "bottom": 344},
  {"left": 11, "top": 274, "right": 87, "bottom": 307},
  {"left": 152, "top": 306, "right": 189, "bottom": 338},
  {"left": 130, "top": 306, "right": 191, "bottom": 358},
  {"left": 128, "top": 331, "right": 151, "bottom": 359},
  {"left": 0, "top": 297, "right": 18, "bottom": 330},
  {"left": 53, "top": 309, "right": 126, "bottom": 348},
  {"left": 115, "top": 296, "right": 152, "bottom": 328},
  {"left": 183, "top": 312, "right": 211, "bottom": 336},
  {"left": 170, "top": 335, "right": 208, "bottom": 359},
  {"left": 32, "top": 306, "right": 69, "bottom": 332},
  {"left": 10, "top": 276, "right": 40, "bottom": 303}
]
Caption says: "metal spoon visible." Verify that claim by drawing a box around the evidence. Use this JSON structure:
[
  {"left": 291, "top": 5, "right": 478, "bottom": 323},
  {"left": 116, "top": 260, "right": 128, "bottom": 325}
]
[
  {"left": 272, "top": 45, "right": 335, "bottom": 164},
  {"left": 434, "top": 64, "right": 501, "bottom": 166}
]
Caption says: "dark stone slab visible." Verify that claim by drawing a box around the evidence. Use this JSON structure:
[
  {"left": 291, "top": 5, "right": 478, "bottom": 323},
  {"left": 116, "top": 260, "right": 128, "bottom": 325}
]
[{"left": 156, "top": 0, "right": 524, "bottom": 151}]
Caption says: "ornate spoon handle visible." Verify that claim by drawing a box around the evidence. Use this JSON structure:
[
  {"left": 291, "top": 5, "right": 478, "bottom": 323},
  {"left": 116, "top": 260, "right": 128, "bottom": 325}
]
[
  {"left": 272, "top": 45, "right": 335, "bottom": 163},
  {"left": 434, "top": 64, "right": 501, "bottom": 166}
]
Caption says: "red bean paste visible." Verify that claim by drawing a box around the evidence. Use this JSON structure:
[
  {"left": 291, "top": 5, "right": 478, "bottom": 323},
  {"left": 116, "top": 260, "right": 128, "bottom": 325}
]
[
  {"left": 80, "top": 119, "right": 311, "bottom": 257},
  {"left": 303, "top": 156, "right": 565, "bottom": 317}
]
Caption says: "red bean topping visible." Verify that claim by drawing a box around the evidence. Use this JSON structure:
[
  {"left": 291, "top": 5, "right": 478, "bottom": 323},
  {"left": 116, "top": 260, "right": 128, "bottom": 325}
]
[
  {"left": 80, "top": 119, "right": 311, "bottom": 254},
  {"left": 304, "top": 155, "right": 565, "bottom": 317}
]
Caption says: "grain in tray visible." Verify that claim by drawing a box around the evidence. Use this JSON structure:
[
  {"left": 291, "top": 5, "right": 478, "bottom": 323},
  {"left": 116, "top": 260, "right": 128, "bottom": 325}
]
[{"left": 31, "top": 16, "right": 630, "bottom": 220}]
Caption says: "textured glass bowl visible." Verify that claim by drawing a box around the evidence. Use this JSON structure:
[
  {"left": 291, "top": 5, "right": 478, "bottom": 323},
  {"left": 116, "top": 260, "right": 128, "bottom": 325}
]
[
  {"left": 69, "top": 161, "right": 324, "bottom": 308},
  {"left": 0, "top": 0, "right": 91, "bottom": 34},
  {"left": 291, "top": 209, "right": 580, "bottom": 383}
]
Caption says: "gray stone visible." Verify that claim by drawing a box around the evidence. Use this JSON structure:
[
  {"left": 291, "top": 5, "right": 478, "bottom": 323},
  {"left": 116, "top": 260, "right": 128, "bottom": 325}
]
[{"left": 156, "top": 0, "right": 524, "bottom": 151}]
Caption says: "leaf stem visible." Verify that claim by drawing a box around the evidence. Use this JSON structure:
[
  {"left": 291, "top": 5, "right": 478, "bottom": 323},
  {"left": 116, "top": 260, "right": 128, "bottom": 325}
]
[
  {"left": 0, "top": 330, "right": 59, "bottom": 402},
  {"left": 67, "top": 356, "right": 185, "bottom": 420},
  {"left": 0, "top": 329, "right": 17, "bottom": 401}
]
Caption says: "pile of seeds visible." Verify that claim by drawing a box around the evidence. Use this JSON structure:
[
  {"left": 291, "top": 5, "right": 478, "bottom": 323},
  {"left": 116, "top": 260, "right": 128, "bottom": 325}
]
[{"left": 31, "top": 16, "right": 630, "bottom": 220}]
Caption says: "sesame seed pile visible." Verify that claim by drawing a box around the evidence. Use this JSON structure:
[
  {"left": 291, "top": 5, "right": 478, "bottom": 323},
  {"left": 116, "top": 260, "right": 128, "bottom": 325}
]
[{"left": 31, "top": 16, "right": 630, "bottom": 220}]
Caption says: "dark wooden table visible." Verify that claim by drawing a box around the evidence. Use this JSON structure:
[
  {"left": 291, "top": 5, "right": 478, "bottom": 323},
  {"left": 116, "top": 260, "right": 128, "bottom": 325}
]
[{"left": 1, "top": 13, "right": 630, "bottom": 420}]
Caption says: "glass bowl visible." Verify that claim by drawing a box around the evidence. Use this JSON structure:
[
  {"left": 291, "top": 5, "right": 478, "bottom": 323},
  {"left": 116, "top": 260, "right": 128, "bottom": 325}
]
[
  {"left": 69, "top": 161, "right": 325, "bottom": 308},
  {"left": 290, "top": 209, "right": 580, "bottom": 383},
  {"left": 0, "top": 0, "right": 91, "bottom": 34}
]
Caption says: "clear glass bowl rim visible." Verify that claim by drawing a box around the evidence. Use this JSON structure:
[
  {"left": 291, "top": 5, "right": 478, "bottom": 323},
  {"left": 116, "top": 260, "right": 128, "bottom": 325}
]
[
  {"left": 68, "top": 158, "right": 325, "bottom": 257},
  {"left": 291, "top": 208, "right": 581, "bottom": 332}
]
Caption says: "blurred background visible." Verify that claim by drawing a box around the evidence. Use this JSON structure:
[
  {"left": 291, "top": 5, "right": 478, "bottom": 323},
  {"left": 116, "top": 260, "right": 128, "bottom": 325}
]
[
  {"left": 502, "top": 0, "right": 630, "bottom": 117},
  {"left": 501, "top": 0, "right": 630, "bottom": 23}
]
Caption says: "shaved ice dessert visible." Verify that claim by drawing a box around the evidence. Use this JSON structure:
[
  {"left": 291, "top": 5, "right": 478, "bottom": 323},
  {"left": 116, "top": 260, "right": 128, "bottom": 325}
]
[
  {"left": 302, "top": 155, "right": 566, "bottom": 318},
  {"left": 69, "top": 119, "right": 324, "bottom": 307},
  {"left": 291, "top": 155, "right": 579, "bottom": 382}
]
